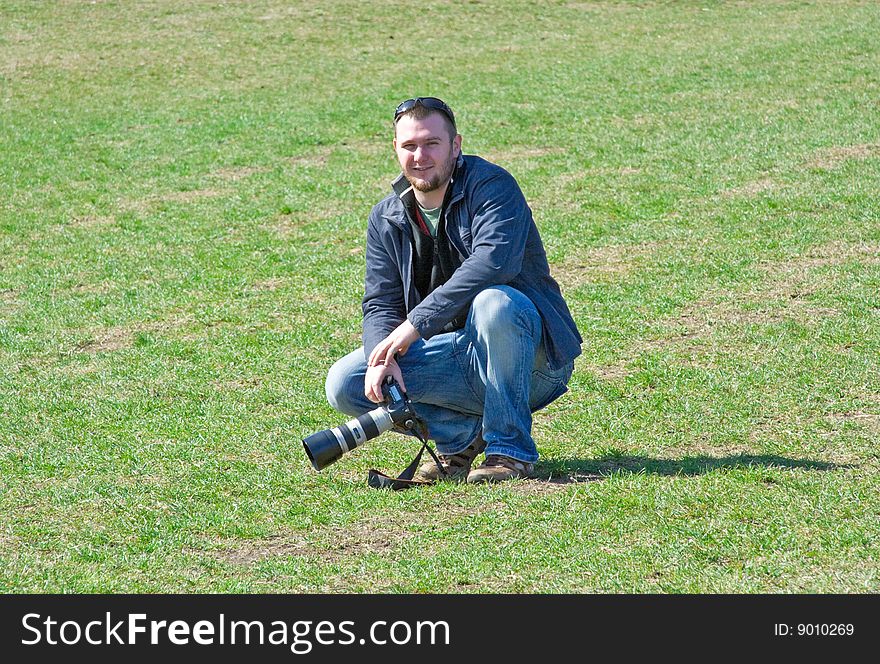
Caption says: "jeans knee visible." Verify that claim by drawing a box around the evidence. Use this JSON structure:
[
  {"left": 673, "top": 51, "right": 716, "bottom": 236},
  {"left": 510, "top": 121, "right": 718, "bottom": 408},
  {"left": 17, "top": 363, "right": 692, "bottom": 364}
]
[
  {"left": 325, "top": 357, "right": 358, "bottom": 414},
  {"left": 471, "top": 286, "right": 540, "bottom": 337}
]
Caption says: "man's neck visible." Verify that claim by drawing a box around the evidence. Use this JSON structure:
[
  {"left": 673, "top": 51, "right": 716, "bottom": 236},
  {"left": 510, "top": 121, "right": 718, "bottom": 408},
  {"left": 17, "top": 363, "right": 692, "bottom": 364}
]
[{"left": 413, "top": 181, "right": 449, "bottom": 210}]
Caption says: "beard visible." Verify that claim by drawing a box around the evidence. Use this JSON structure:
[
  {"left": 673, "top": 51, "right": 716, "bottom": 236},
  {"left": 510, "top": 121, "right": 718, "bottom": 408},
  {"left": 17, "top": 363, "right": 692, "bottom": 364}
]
[{"left": 405, "top": 148, "right": 456, "bottom": 193}]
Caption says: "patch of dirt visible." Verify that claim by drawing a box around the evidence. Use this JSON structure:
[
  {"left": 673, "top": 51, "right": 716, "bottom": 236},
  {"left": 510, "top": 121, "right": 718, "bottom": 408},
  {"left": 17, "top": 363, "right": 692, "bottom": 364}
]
[
  {"left": 0, "top": 532, "right": 19, "bottom": 550},
  {"left": 722, "top": 177, "right": 776, "bottom": 197},
  {"left": 1, "top": 51, "right": 88, "bottom": 77},
  {"left": 529, "top": 473, "right": 604, "bottom": 491},
  {"left": 206, "top": 497, "right": 506, "bottom": 566},
  {"left": 1, "top": 288, "right": 21, "bottom": 304},
  {"left": 68, "top": 214, "right": 116, "bottom": 229},
  {"left": 494, "top": 480, "right": 570, "bottom": 496},
  {"left": 610, "top": 113, "right": 652, "bottom": 128},
  {"left": 75, "top": 327, "right": 134, "bottom": 353},
  {"left": 248, "top": 277, "right": 287, "bottom": 292},
  {"left": 557, "top": 167, "right": 641, "bottom": 187},
  {"left": 267, "top": 207, "right": 336, "bottom": 238},
  {"left": 644, "top": 240, "right": 878, "bottom": 352},
  {"left": 75, "top": 314, "right": 196, "bottom": 354},
  {"left": 119, "top": 189, "right": 224, "bottom": 214},
  {"left": 208, "top": 535, "right": 312, "bottom": 565},
  {"left": 70, "top": 281, "right": 114, "bottom": 295},
  {"left": 806, "top": 143, "right": 880, "bottom": 170},
  {"left": 269, "top": 214, "right": 310, "bottom": 238},
  {"left": 754, "top": 241, "right": 880, "bottom": 307},
  {"left": 481, "top": 146, "right": 563, "bottom": 165},
  {"left": 565, "top": 2, "right": 633, "bottom": 11},
  {"left": 289, "top": 145, "right": 334, "bottom": 168},
  {"left": 212, "top": 166, "right": 266, "bottom": 181},
  {"left": 158, "top": 189, "right": 224, "bottom": 203},
  {"left": 209, "top": 514, "right": 440, "bottom": 566},
  {"left": 551, "top": 242, "right": 658, "bottom": 287},
  {"left": 826, "top": 411, "right": 880, "bottom": 430},
  {"left": 763, "top": 241, "right": 880, "bottom": 274},
  {"left": 591, "top": 364, "right": 634, "bottom": 380},
  {"left": 211, "top": 377, "right": 262, "bottom": 391},
  {"left": 649, "top": 297, "right": 837, "bottom": 354}
]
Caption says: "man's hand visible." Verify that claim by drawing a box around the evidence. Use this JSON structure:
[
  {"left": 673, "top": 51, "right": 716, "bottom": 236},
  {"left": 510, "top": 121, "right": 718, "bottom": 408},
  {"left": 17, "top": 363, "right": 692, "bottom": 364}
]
[
  {"left": 365, "top": 359, "right": 405, "bottom": 404},
  {"left": 367, "top": 319, "right": 420, "bottom": 369}
]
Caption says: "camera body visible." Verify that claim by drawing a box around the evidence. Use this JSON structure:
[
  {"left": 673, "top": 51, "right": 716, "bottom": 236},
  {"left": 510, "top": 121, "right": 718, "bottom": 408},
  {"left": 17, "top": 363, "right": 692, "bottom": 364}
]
[{"left": 303, "top": 378, "right": 420, "bottom": 471}]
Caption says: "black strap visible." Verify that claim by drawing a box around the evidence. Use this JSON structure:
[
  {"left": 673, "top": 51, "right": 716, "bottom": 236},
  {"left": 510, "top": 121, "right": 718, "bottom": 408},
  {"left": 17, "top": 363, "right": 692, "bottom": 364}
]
[{"left": 367, "top": 426, "right": 446, "bottom": 491}]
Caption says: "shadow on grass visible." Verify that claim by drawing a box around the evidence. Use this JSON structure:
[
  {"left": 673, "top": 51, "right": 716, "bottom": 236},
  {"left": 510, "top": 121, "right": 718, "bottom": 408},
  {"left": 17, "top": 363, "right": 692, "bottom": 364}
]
[{"left": 539, "top": 454, "right": 850, "bottom": 484}]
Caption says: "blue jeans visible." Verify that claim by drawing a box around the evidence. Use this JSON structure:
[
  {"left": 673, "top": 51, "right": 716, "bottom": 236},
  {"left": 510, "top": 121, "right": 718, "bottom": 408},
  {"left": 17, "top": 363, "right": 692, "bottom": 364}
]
[{"left": 325, "top": 286, "right": 574, "bottom": 463}]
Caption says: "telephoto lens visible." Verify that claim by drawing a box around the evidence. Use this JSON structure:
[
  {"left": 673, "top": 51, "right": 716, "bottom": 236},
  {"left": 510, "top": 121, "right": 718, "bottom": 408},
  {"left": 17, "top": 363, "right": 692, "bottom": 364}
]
[{"left": 302, "top": 405, "right": 395, "bottom": 471}]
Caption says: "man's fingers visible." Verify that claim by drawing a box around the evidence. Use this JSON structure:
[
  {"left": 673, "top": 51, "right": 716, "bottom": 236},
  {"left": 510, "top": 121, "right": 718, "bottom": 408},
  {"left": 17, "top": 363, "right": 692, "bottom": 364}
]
[
  {"left": 369, "top": 340, "right": 395, "bottom": 367},
  {"left": 367, "top": 345, "right": 382, "bottom": 366},
  {"left": 369, "top": 338, "right": 391, "bottom": 364}
]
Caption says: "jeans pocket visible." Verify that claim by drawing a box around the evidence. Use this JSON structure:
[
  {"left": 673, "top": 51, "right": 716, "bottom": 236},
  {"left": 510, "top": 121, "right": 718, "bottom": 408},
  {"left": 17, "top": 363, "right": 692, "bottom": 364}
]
[{"left": 529, "top": 361, "right": 573, "bottom": 412}]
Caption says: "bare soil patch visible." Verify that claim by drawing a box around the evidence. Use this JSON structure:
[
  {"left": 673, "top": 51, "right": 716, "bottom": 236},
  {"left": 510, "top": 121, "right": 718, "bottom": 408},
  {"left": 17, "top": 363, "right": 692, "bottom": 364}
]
[
  {"left": 68, "top": 214, "right": 117, "bottom": 229},
  {"left": 557, "top": 167, "right": 641, "bottom": 188},
  {"left": 70, "top": 281, "right": 114, "bottom": 295},
  {"left": 679, "top": 241, "right": 877, "bottom": 335},
  {"left": 158, "top": 189, "right": 224, "bottom": 203},
  {"left": 208, "top": 507, "right": 474, "bottom": 565},
  {"left": 1, "top": 288, "right": 21, "bottom": 304},
  {"left": 119, "top": 189, "right": 224, "bottom": 214},
  {"left": 826, "top": 411, "right": 880, "bottom": 430},
  {"left": 552, "top": 242, "right": 658, "bottom": 287},
  {"left": 268, "top": 207, "right": 336, "bottom": 238},
  {"left": 203, "top": 490, "right": 567, "bottom": 566},
  {"left": 248, "top": 277, "right": 287, "bottom": 292},
  {"left": 212, "top": 166, "right": 266, "bottom": 181},
  {"left": 481, "top": 146, "right": 563, "bottom": 165},
  {"left": 75, "top": 327, "right": 135, "bottom": 353},
  {"left": 211, "top": 377, "right": 263, "bottom": 391},
  {"left": 722, "top": 177, "right": 776, "bottom": 198},
  {"left": 754, "top": 241, "right": 879, "bottom": 306},
  {"left": 806, "top": 143, "right": 880, "bottom": 170},
  {"left": 638, "top": 240, "right": 879, "bottom": 355},
  {"left": 288, "top": 145, "right": 335, "bottom": 168},
  {"left": 590, "top": 363, "right": 634, "bottom": 380},
  {"left": 75, "top": 314, "right": 197, "bottom": 354},
  {"left": 565, "top": 2, "right": 634, "bottom": 11}
]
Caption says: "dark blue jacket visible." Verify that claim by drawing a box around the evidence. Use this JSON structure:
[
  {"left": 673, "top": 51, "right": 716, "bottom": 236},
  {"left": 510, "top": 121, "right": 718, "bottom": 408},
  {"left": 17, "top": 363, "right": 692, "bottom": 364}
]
[{"left": 362, "top": 154, "right": 582, "bottom": 370}]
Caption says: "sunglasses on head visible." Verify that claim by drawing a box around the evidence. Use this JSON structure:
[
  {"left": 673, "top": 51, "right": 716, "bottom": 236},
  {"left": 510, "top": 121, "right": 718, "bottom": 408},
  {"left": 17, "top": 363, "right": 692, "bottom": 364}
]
[{"left": 393, "top": 97, "right": 456, "bottom": 127}]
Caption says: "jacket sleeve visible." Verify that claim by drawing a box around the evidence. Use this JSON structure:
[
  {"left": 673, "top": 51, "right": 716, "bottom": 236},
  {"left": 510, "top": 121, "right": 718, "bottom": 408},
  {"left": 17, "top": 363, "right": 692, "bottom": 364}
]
[
  {"left": 362, "top": 209, "right": 408, "bottom": 357},
  {"left": 407, "top": 169, "right": 529, "bottom": 339}
]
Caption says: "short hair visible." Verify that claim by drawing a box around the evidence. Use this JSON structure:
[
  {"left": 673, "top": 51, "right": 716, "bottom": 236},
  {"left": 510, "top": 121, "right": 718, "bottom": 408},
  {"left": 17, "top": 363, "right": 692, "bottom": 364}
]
[{"left": 393, "top": 102, "right": 457, "bottom": 141}]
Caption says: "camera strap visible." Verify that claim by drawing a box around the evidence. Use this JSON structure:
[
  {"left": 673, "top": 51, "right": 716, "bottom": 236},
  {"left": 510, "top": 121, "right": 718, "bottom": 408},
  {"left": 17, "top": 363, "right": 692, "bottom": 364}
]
[{"left": 367, "top": 428, "right": 446, "bottom": 491}]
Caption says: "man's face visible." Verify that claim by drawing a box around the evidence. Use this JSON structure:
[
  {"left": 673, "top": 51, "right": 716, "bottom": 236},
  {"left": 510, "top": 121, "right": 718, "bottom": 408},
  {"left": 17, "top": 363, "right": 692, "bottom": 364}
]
[{"left": 393, "top": 112, "right": 462, "bottom": 194}]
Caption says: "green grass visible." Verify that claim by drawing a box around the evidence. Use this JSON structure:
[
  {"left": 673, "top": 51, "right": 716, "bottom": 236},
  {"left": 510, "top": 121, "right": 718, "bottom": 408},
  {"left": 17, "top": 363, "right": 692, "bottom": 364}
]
[{"left": 1, "top": 0, "right": 878, "bottom": 593}]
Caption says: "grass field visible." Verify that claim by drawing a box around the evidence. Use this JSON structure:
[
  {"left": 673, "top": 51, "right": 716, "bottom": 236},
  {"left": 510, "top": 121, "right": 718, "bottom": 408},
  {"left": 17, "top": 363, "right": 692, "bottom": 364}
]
[{"left": 1, "top": 0, "right": 878, "bottom": 592}]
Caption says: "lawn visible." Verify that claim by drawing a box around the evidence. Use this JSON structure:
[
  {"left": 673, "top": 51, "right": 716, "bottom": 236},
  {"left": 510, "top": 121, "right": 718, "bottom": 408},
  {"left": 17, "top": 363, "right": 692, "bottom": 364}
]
[{"left": 1, "top": 0, "right": 878, "bottom": 592}]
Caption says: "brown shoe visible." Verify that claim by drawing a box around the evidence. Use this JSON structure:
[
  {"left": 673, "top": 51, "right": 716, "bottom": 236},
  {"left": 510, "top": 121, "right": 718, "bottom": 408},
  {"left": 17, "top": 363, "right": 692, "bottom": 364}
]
[
  {"left": 413, "top": 434, "right": 486, "bottom": 482},
  {"left": 466, "top": 454, "right": 535, "bottom": 484}
]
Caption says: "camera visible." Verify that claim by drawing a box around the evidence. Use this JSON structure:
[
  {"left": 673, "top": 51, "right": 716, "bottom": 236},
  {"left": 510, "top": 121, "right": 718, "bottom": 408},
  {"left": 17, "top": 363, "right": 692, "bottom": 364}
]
[{"left": 302, "top": 378, "right": 421, "bottom": 471}]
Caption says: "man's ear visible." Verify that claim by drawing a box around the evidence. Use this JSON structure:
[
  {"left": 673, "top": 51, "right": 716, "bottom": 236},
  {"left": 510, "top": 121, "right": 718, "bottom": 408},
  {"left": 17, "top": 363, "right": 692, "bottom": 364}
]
[{"left": 453, "top": 134, "right": 462, "bottom": 157}]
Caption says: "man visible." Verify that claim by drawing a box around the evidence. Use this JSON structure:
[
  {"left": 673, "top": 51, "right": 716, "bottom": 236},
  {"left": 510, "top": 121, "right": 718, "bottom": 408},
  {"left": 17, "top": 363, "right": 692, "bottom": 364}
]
[{"left": 325, "top": 97, "right": 582, "bottom": 483}]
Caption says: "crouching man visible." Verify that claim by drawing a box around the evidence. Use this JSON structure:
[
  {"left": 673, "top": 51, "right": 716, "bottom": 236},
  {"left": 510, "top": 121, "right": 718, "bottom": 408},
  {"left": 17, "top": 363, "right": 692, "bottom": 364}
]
[{"left": 326, "top": 97, "right": 582, "bottom": 483}]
